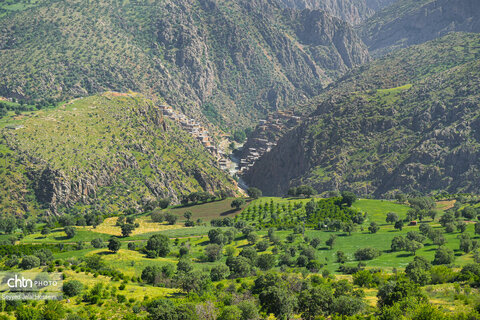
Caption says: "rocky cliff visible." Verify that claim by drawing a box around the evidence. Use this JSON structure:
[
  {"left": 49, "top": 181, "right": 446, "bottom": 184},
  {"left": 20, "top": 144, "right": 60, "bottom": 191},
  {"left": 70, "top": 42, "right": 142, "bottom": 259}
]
[
  {"left": 0, "top": 0, "right": 369, "bottom": 128},
  {"left": 361, "top": 0, "right": 480, "bottom": 56},
  {"left": 277, "top": 0, "right": 398, "bottom": 25},
  {"left": 243, "top": 33, "right": 480, "bottom": 197},
  {"left": 0, "top": 93, "right": 238, "bottom": 215}
]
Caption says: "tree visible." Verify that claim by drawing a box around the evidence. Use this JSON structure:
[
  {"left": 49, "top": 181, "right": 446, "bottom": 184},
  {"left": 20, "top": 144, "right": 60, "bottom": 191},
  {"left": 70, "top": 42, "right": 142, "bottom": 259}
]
[
  {"left": 355, "top": 247, "right": 381, "bottom": 261},
  {"left": 287, "top": 187, "right": 297, "bottom": 197},
  {"left": 331, "top": 296, "right": 365, "bottom": 316},
  {"left": 151, "top": 211, "right": 165, "bottom": 223},
  {"left": 146, "top": 234, "right": 170, "bottom": 257},
  {"left": 63, "top": 280, "right": 83, "bottom": 297},
  {"left": 157, "top": 198, "right": 170, "bottom": 209},
  {"left": 326, "top": 235, "right": 337, "bottom": 250},
  {"left": 218, "top": 305, "right": 242, "bottom": 320},
  {"left": 239, "top": 246, "right": 258, "bottom": 264},
  {"left": 20, "top": 255, "right": 40, "bottom": 269},
  {"left": 41, "top": 227, "right": 51, "bottom": 237},
  {"left": 108, "top": 238, "right": 121, "bottom": 253},
  {"left": 64, "top": 226, "right": 76, "bottom": 239},
  {"left": 297, "top": 185, "right": 316, "bottom": 198},
  {"left": 256, "top": 240, "right": 269, "bottom": 252},
  {"left": 310, "top": 238, "right": 322, "bottom": 249},
  {"left": 419, "top": 223, "right": 433, "bottom": 236},
  {"left": 394, "top": 220, "right": 404, "bottom": 231},
  {"left": 395, "top": 194, "right": 407, "bottom": 204},
  {"left": 121, "top": 223, "right": 135, "bottom": 237},
  {"left": 205, "top": 244, "right": 223, "bottom": 262},
  {"left": 91, "top": 238, "right": 104, "bottom": 248},
  {"left": 336, "top": 250, "right": 347, "bottom": 263},
  {"left": 210, "top": 264, "right": 229, "bottom": 281},
  {"left": 164, "top": 212, "right": 178, "bottom": 225},
  {"left": 439, "top": 212, "right": 455, "bottom": 227},
  {"left": 377, "top": 279, "right": 426, "bottom": 308},
  {"left": 208, "top": 228, "right": 225, "bottom": 245},
  {"left": 183, "top": 211, "right": 192, "bottom": 221},
  {"left": 176, "top": 271, "right": 211, "bottom": 295},
  {"left": 368, "top": 222, "right": 380, "bottom": 234},
  {"left": 457, "top": 221, "right": 467, "bottom": 233},
  {"left": 259, "top": 286, "right": 298, "bottom": 320},
  {"left": 391, "top": 236, "right": 406, "bottom": 252},
  {"left": 298, "top": 285, "right": 333, "bottom": 319},
  {"left": 257, "top": 254, "right": 276, "bottom": 271},
  {"left": 475, "top": 222, "right": 480, "bottom": 237},
  {"left": 226, "top": 256, "right": 251, "bottom": 277},
  {"left": 386, "top": 212, "right": 399, "bottom": 224},
  {"left": 247, "top": 187, "right": 262, "bottom": 199},
  {"left": 231, "top": 199, "right": 245, "bottom": 210},
  {"left": 459, "top": 234, "right": 473, "bottom": 253},
  {"left": 342, "top": 221, "right": 355, "bottom": 235},
  {"left": 177, "top": 258, "right": 194, "bottom": 273},
  {"left": 247, "top": 233, "right": 258, "bottom": 245},
  {"left": 433, "top": 246, "right": 455, "bottom": 265},
  {"left": 341, "top": 191, "right": 357, "bottom": 207},
  {"left": 405, "top": 239, "right": 423, "bottom": 255},
  {"left": 15, "top": 306, "right": 41, "bottom": 320},
  {"left": 405, "top": 257, "right": 431, "bottom": 285}
]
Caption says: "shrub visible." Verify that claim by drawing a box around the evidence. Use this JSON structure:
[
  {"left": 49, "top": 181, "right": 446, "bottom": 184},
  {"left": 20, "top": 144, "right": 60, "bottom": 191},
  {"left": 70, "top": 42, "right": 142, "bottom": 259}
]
[
  {"left": 354, "top": 247, "right": 381, "bottom": 261},
  {"left": 63, "top": 280, "right": 83, "bottom": 297}
]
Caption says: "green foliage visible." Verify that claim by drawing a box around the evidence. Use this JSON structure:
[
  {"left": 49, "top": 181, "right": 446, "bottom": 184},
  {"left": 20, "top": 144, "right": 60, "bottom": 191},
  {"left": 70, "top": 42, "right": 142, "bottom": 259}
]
[
  {"left": 108, "top": 237, "right": 121, "bottom": 253},
  {"left": 146, "top": 234, "right": 170, "bottom": 258}
]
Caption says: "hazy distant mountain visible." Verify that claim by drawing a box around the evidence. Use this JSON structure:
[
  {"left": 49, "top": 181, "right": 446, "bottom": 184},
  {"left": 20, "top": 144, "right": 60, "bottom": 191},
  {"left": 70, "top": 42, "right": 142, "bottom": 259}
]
[
  {"left": 361, "top": 0, "right": 480, "bottom": 56},
  {"left": 277, "top": 0, "right": 398, "bottom": 25},
  {"left": 244, "top": 33, "right": 480, "bottom": 197}
]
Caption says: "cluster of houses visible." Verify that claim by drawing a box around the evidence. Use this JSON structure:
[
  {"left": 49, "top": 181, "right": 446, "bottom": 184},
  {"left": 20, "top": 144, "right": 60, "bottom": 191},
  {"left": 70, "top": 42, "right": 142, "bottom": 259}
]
[
  {"left": 238, "top": 110, "right": 301, "bottom": 174},
  {"left": 158, "top": 105, "right": 230, "bottom": 170}
]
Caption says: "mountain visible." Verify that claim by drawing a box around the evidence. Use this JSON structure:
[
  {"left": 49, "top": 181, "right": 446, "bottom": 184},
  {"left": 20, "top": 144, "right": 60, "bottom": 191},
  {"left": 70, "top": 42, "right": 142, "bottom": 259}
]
[
  {"left": 243, "top": 33, "right": 480, "bottom": 197},
  {"left": 277, "top": 0, "right": 398, "bottom": 25},
  {"left": 0, "top": 93, "right": 238, "bottom": 216},
  {"left": 361, "top": 0, "right": 480, "bottom": 56},
  {"left": 0, "top": 0, "right": 369, "bottom": 128}
]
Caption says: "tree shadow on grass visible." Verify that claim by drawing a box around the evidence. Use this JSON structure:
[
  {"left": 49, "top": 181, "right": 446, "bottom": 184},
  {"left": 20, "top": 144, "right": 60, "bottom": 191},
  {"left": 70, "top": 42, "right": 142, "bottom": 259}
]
[
  {"left": 396, "top": 253, "right": 414, "bottom": 258},
  {"left": 220, "top": 209, "right": 238, "bottom": 216},
  {"left": 54, "top": 236, "right": 70, "bottom": 241},
  {"left": 96, "top": 251, "right": 115, "bottom": 255}
]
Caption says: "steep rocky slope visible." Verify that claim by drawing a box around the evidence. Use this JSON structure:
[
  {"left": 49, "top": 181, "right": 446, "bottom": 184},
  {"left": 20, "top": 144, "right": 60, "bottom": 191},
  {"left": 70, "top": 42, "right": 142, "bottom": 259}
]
[
  {"left": 277, "top": 0, "right": 398, "bottom": 25},
  {"left": 361, "top": 0, "right": 480, "bottom": 56},
  {"left": 0, "top": 0, "right": 369, "bottom": 128},
  {"left": 243, "top": 33, "right": 480, "bottom": 197},
  {"left": 0, "top": 93, "right": 238, "bottom": 215}
]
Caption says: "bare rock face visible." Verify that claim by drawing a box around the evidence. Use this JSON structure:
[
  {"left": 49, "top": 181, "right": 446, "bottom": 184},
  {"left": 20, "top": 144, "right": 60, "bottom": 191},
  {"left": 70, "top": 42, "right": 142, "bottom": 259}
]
[{"left": 361, "top": 0, "right": 480, "bottom": 56}]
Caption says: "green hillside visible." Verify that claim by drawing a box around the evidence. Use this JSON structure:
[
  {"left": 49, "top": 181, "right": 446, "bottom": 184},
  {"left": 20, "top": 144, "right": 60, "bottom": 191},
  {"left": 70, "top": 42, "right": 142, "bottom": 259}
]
[
  {"left": 244, "top": 33, "right": 480, "bottom": 197},
  {"left": 0, "top": 0, "right": 369, "bottom": 128},
  {"left": 0, "top": 92, "right": 238, "bottom": 215}
]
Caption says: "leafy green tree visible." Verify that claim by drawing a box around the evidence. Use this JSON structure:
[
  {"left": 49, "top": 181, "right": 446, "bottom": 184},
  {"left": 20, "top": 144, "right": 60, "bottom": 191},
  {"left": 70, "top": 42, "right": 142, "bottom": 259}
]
[
  {"left": 146, "top": 234, "right": 170, "bottom": 257},
  {"left": 342, "top": 221, "right": 355, "bottom": 235},
  {"left": 326, "top": 235, "right": 337, "bottom": 250},
  {"left": 157, "top": 198, "right": 170, "bottom": 209},
  {"left": 405, "top": 239, "right": 423, "bottom": 255},
  {"left": 457, "top": 221, "right": 467, "bottom": 233},
  {"left": 121, "top": 223, "right": 135, "bottom": 237},
  {"left": 354, "top": 247, "right": 381, "bottom": 261},
  {"left": 433, "top": 246, "right": 455, "bottom": 265},
  {"left": 208, "top": 228, "right": 225, "bottom": 245},
  {"left": 63, "top": 280, "right": 83, "bottom": 297},
  {"left": 15, "top": 306, "right": 41, "bottom": 320},
  {"left": 210, "top": 264, "right": 229, "bottom": 281},
  {"left": 164, "top": 212, "right": 178, "bottom": 225},
  {"left": 205, "top": 244, "right": 223, "bottom": 262},
  {"left": 257, "top": 254, "right": 276, "bottom": 270},
  {"left": 439, "top": 212, "right": 455, "bottom": 227},
  {"left": 91, "top": 238, "right": 104, "bottom": 248},
  {"left": 405, "top": 256, "right": 431, "bottom": 285},
  {"left": 239, "top": 246, "right": 258, "bottom": 264},
  {"left": 331, "top": 295, "right": 365, "bottom": 316},
  {"left": 231, "top": 199, "right": 246, "bottom": 210},
  {"left": 64, "top": 226, "right": 76, "bottom": 239},
  {"left": 336, "top": 250, "right": 347, "bottom": 263},
  {"left": 247, "top": 187, "right": 262, "bottom": 199},
  {"left": 368, "top": 222, "right": 380, "bottom": 234},
  {"left": 340, "top": 191, "right": 357, "bottom": 207},
  {"left": 296, "top": 185, "right": 316, "bottom": 198},
  {"left": 41, "top": 227, "right": 51, "bottom": 236},
  {"left": 177, "top": 258, "right": 194, "bottom": 273},
  {"left": 226, "top": 256, "right": 251, "bottom": 277},
  {"left": 20, "top": 255, "right": 40, "bottom": 269},
  {"left": 183, "top": 211, "right": 192, "bottom": 221},
  {"left": 42, "top": 301, "right": 65, "bottom": 320},
  {"left": 391, "top": 236, "right": 406, "bottom": 252},
  {"left": 377, "top": 279, "right": 426, "bottom": 308},
  {"left": 386, "top": 212, "right": 399, "bottom": 224},
  {"left": 298, "top": 285, "right": 333, "bottom": 319},
  {"left": 108, "top": 237, "right": 121, "bottom": 253},
  {"left": 247, "top": 233, "right": 258, "bottom": 245},
  {"left": 260, "top": 286, "right": 297, "bottom": 320},
  {"left": 394, "top": 220, "right": 404, "bottom": 231},
  {"left": 218, "top": 305, "right": 242, "bottom": 320},
  {"left": 176, "top": 271, "right": 211, "bottom": 295}
]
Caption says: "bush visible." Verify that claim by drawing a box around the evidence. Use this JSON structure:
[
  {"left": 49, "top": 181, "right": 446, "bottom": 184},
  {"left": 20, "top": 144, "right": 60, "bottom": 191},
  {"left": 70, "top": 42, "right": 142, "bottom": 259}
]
[
  {"left": 20, "top": 255, "right": 41, "bottom": 269},
  {"left": 256, "top": 241, "right": 269, "bottom": 252},
  {"left": 210, "top": 264, "right": 230, "bottom": 281},
  {"left": 63, "top": 280, "right": 83, "bottom": 297},
  {"left": 64, "top": 226, "right": 76, "bottom": 239},
  {"left": 433, "top": 246, "right": 455, "bottom": 265},
  {"left": 91, "top": 238, "right": 104, "bottom": 248},
  {"left": 354, "top": 247, "right": 381, "bottom": 261},
  {"left": 257, "top": 254, "right": 276, "bottom": 270},
  {"left": 146, "top": 234, "right": 170, "bottom": 257},
  {"left": 205, "top": 244, "right": 223, "bottom": 262}
]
